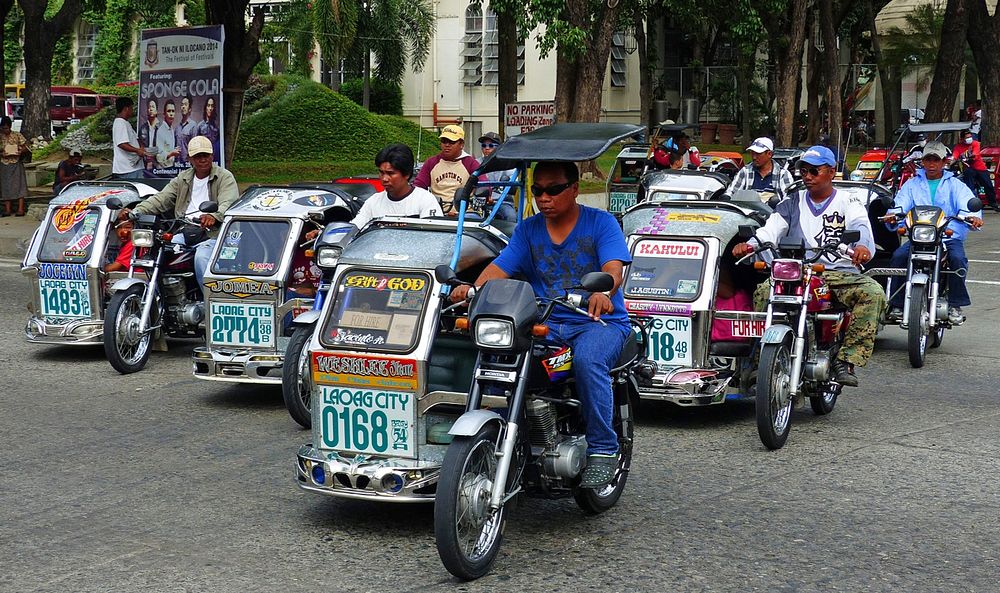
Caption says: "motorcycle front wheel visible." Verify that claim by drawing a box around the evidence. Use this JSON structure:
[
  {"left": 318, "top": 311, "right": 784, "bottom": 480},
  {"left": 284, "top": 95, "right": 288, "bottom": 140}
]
[
  {"left": 103, "top": 284, "right": 152, "bottom": 374},
  {"left": 756, "top": 339, "right": 794, "bottom": 450},
  {"left": 434, "top": 423, "right": 505, "bottom": 581},
  {"left": 907, "top": 284, "right": 929, "bottom": 368},
  {"left": 575, "top": 383, "right": 634, "bottom": 514},
  {"left": 281, "top": 323, "right": 315, "bottom": 429}
]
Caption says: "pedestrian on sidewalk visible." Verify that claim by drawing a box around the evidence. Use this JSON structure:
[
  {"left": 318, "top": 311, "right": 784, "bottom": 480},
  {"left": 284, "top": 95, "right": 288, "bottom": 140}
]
[
  {"left": 0, "top": 116, "right": 30, "bottom": 217},
  {"left": 112, "top": 97, "right": 145, "bottom": 180}
]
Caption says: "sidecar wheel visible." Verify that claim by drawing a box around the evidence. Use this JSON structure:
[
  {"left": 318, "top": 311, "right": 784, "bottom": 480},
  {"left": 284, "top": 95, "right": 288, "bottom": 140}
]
[
  {"left": 907, "top": 284, "right": 929, "bottom": 368},
  {"left": 434, "top": 423, "right": 505, "bottom": 581},
  {"left": 756, "top": 340, "right": 793, "bottom": 450},
  {"left": 103, "top": 284, "right": 152, "bottom": 374},
  {"left": 930, "top": 325, "right": 945, "bottom": 349},
  {"left": 282, "top": 323, "right": 315, "bottom": 429},
  {"left": 575, "top": 383, "right": 633, "bottom": 514},
  {"left": 809, "top": 383, "right": 839, "bottom": 415}
]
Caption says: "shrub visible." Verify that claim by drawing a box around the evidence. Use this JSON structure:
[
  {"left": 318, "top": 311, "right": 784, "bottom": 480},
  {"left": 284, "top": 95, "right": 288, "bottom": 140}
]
[{"left": 338, "top": 78, "right": 403, "bottom": 116}]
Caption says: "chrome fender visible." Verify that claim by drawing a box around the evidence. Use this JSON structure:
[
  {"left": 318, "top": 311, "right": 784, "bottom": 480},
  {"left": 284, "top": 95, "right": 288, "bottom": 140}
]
[
  {"left": 448, "top": 409, "right": 504, "bottom": 437},
  {"left": 109, "top": 277, "right": 147, "bottom": 294},
  {"left": 761, "top": 324, "right": 794, "bottom": 346},
  {"left": 909, "top": 272, "right": 929, "bottom": 286},
  {"left": 291, "top": 310, "right": 321, "bottom": 326}
]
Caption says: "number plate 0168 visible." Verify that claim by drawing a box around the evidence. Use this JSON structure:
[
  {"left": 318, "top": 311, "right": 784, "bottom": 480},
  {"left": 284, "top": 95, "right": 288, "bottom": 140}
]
[
  {"left": 319, "top": 387, "right": 416, "bottom": 459},
  {"left": 646, "top": 315, "right": 692, "bottom": 368},
  {"left": 210, "top": 302, "right": 274, "bottom": 347}
]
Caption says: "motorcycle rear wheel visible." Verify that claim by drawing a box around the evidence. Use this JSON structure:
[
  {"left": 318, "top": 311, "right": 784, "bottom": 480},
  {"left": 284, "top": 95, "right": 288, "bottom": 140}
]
[
  {"left": 575, "top": 384, "right": 634, "bottom": 514},
  {"left": 756, "top": 340, "right": 794, "bottom": 450},
  {"left": 434, "top": 423, "right": 505, "bottom": 581},
  {"left": 103, "top": 284, "right": 152, "bottom": 374},
  {"left": 281, "top": 323, "right": 315, "bottom": 429},
  {"left": 907, "top": 285, "right": 929, "bottom": 368}
]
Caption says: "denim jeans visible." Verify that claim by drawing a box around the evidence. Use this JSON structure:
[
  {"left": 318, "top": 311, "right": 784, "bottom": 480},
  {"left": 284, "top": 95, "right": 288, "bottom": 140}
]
[
  {"left": 546, "top": 319, "right": 629, "bottom": 456},
  {"left": 962, "top": 168, "right": 996, "bottom": 205},
  {"left": 194, "top": 239, "right": 216, "bottom": 288},
  {"left": 113, "top": 169, "right": 144, "bottom": 180},
  {"left": 889, "top": 240, "right": 970, "bottom": 308}
]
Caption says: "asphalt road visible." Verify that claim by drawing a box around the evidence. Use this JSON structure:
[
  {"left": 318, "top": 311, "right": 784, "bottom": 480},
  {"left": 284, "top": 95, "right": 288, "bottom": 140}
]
[{"left": 3, "top": 220, "right": 1000, "bottom": 593}]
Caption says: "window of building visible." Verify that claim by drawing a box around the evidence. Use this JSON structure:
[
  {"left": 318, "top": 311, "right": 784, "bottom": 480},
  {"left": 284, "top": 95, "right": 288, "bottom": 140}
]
[
  {"left": 76, "top": 23, "right": 98, "bottom": 83},
  {"left": 610, "top": 31, "right": 626, "bottom": 88},
  {"left": 461, "top": 5, "right": 484, "bottom": 85},
  {"left": 479, "top": 7, "right": 525, "bottom": 86}
]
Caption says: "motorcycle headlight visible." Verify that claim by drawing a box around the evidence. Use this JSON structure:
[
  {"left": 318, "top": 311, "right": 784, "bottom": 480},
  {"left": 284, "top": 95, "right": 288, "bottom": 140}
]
[
  {"left": 771, "top": 259, "right": 803, "bottom": 281},
  {"left": 911, "top": 225, "right": 937, "bottom": 244},
  {"left": 850, "top": 170, "right": 865, "bottom": 181},
  {"left": 316, "top": 245, "right": 343, "bottom": 269},
  {"left": 474, "top": 319, "right": 514, "bottom": 349},
  {"left": 131, "top": 229, "right": 154, "bottom": 248}
]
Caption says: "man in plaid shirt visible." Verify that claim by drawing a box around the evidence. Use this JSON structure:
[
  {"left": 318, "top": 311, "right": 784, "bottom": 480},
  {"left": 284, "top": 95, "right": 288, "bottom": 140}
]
[{"left": 727, "top": 137, "right": 795, "bottom": 199}]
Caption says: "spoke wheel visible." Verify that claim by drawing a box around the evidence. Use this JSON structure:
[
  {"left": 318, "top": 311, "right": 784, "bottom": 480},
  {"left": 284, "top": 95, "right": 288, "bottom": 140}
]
[
  {"left": 103, "top": 284, "right": 152, "bottom": 374},
  {"left": 575, "top": 382, "right": 634, "bottom": 514},
  {"left": 809, "top": 381, "right": 840, "bottom": 415},
  {"left": 281, "top": 323, "right": 316, "bottom": 428},
  {"left": 907, "top": 285, "right": 929, "bottom": 368},
  {"left": 435, "top": 423, "right": 505, "bottom": 581},
  {"left": 930, "top": 325, "right": 945, "bottom": 349},
  {"left": 756, "top": 339, "right": 794, "bottom": 450}
]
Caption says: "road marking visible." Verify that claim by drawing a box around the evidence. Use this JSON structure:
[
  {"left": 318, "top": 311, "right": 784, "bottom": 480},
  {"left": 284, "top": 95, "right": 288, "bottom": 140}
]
[
  {"left": 968, "top": 279, "right": 1000, "bottom": 285},
  {"left": 969, "top": 259, "right": 1000, "bottom": 264},
  {"left": 0, "top": 258, "right": 22, "bottom": 269}
]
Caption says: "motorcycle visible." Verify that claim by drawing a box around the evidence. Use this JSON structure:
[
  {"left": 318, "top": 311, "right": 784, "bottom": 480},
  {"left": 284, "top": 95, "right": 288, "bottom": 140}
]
[
  {"left": 432, "top": 266, "right": 649, "bottom": 580},
  {"left": 870, "top": 197, "right": 982, "bottom": 367},
  {"left": 737, "top": 227, "right": 862, "bottom": 450},
  {"left": 102, "top": 197, "right": 218, "bottom": 373}
]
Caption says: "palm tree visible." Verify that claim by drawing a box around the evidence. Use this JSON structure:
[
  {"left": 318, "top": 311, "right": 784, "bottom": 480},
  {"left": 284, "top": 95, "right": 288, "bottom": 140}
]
[{"left": 881, "top": 4, "right": 945, "bottom": 92}]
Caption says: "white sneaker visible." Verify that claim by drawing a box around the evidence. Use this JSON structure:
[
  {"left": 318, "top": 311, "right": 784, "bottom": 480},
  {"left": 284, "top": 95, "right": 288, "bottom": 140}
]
[{"left": 948, "top": 307, "right": 965, "bottom": 324}]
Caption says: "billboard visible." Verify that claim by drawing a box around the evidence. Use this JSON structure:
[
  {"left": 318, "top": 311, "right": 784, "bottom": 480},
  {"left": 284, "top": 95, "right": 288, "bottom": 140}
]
[
  {"left": 138, "top": 26, "right": 224, "bottom": 177},
  {"left": 504, "top": 101, "right": 555, "bottom": 138}
]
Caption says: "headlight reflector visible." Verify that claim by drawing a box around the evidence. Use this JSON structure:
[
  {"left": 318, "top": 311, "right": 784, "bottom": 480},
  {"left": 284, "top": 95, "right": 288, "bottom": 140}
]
[
  {"left": 131, "top": 229, "right": 154, "bottom": 248},
  {"left": 475, "top": 319, "right": 514, "bottom": 348},
  {"left": 771, "top": 259, "right": 803, "bottom": 281},
  {"left": 316, "top": 246, "right": 343, "bottom": 268},
  {"left": 911, "top": 225, "right": 937, "bottom": 244}
]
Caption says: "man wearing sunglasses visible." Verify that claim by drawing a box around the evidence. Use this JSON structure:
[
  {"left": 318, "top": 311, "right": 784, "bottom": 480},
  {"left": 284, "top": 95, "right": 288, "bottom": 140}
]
[
  {"left": 732, "top": 145, "right": 885, "bottom": 387},
  {"left": 413, "top": 124, "right": 480, "bottom": 212},
  {"left": 885, "top": 141, "right": 983, "bottom": 325},
  {"left": 449, "top": 161, "right": 632, "bottom": 488},
  {"left": 479, "top": 131, "right": 518, "bottom": 221}
]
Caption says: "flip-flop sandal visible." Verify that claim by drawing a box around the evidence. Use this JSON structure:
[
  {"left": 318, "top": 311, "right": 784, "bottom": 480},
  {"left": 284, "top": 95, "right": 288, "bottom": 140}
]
[{"left": 580, "top": 454, "right": 619, "bottom": 489}]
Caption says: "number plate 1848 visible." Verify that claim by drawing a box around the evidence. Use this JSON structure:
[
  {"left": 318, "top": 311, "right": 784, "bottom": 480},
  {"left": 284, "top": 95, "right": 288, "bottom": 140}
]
[
  {"left": 647, "top": 316, "right": 692, "bottom": 368},
  {"left": 319, "top": 387, "right": 416, "bottom": 458}
]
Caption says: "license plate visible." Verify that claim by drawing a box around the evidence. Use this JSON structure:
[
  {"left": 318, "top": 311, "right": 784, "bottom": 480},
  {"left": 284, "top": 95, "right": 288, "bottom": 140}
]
[
  {"left": 609, "top": 191, "right": 637, "bottom": 213},
  {"left": 319, "top": 386, "right": 416, "bottom": 458},
  {"left": 209, "top": 302, "right": 274, "bottom": 347},
  {"left": 646, "top": 315, "right": 692, "bottom": 368},
  {"left": 38, "top": 278, "right": 92, "bottom": 319},
  {"left": 730, "top": 319, "right": 765, "bottom": 338}
]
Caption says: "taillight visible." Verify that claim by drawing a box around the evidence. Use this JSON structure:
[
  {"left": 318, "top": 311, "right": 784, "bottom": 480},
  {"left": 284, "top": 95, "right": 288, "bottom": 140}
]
[{"left": 771, "top": 259, "right": 803, "bottom": 281}]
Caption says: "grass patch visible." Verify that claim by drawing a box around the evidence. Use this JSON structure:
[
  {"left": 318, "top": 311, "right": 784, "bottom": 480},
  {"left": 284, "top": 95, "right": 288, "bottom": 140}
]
[{"left": 229, "top": 160, "right": 374, "bottom": 185}]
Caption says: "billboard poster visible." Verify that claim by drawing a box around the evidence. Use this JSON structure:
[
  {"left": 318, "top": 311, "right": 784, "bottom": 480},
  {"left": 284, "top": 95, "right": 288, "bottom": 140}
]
[{"left": 138, "top": 26, "right": 224, "bottom": 177}]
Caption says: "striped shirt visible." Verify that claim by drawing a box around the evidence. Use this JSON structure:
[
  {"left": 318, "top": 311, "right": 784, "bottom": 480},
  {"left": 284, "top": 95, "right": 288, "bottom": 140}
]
[{"left": 727, "top": 163, "right": 795, "bottom": 198}]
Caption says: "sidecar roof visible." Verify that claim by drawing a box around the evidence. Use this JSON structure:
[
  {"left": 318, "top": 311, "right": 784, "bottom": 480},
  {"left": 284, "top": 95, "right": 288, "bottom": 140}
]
[
  {"left": 227, "top": 186, "right": 358, "bottom": 219},
  {"left": 476, "top": 123, "right": 645, "bottom": 175},
  {"left": 49, "top": 183, "right": 144, "bottom": 207},
  {"left": 622, "top": 201, "right": 766, "bottom": 242},
  {"left": 907, "top": 122, "right": 971, "bottom": 134}
]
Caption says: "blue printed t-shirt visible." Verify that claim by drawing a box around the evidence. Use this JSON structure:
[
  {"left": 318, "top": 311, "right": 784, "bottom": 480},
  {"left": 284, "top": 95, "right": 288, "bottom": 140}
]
[{"left": 492, "top": 205, "right": 632, "bottom": 330}]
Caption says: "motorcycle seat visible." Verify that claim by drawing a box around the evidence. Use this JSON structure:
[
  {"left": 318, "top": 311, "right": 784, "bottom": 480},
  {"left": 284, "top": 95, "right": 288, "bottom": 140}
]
[{"left": 611, "top": 329, "right": 641, "bottom": 370}]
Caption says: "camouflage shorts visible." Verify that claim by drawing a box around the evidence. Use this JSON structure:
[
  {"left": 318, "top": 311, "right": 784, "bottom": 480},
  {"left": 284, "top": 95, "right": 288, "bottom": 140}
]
[{"left": 753, "top": 270, "right": 886, "bottom": 367}]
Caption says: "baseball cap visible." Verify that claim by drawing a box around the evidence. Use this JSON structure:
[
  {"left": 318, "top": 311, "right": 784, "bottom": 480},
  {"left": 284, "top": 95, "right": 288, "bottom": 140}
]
[
  {"left": 188, "top": 135, "right": 213, "bottom": 156},
  {"left": 800, "top": 145, "right": 836, "bottom": 167},
  {"left": 68, "top": 148, "right": 82, "bottom": 157},
  {"left": 921, "top": 140, "right": 949, "bottom": 159},
  {"left": 478, "top": 131, "right": 501, "bottom": 144},
  {"left": 746, "top": 137, "right": 774, "bottom": 153},
  {"left": 440, "top": 125, "right": 465, "bottom": 142}
]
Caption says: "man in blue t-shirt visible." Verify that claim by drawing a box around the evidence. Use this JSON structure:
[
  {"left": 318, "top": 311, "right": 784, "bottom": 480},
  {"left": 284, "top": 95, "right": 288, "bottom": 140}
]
[{"left": 450, "top": 160, "right": 632, "bottom": 489}]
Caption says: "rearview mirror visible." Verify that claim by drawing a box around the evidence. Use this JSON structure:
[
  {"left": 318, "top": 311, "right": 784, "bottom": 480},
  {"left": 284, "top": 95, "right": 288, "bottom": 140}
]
[
  {"left": 841, "top": 229, "right": 861, "bottom": 244},
  {"left": 435, "top": 264, "right": 458, "bottom": 285},
  {"left": 766, "top": 194, "right": 781, "bottom": 209},
  {"left": 738, "top": 225, "right": 756, "bottom": 239},
  {"left": 580, "top": 272, "right": 614, "bottom": 293},
  {"left": 968, "top": 197, "right": 983, "bottom": 213},
  {"left": 452, "top": 188, "right": 468, "bottom": 204},
  {"left": 106, "top": 197, "right": 123, "bottom": 210},
  {"left": 880, "top": 193, "right": 894, "bottom": 208},
  {"left": 200, "top": 201, "right": 219, "bottom": 213}
]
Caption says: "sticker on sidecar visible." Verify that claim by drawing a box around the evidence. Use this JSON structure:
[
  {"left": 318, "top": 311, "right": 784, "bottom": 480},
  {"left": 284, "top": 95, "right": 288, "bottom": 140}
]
[
  {"left": 312, "top": 352, "right": 419, "bottom": 391},
  {"left": 209, "top": 302, "right": 274, "bottom": 347},
  {"left": 646, "top": 316, "right": 692, "bottom": 368},
  {"left": 38, "top": 278, "right": 92, "bottom": 318},
  {"left": 609, "top": 191, "right": 637, "bottom": 213},
  {"left": 319, "top": 387, "right": 416, "bottom": 458},
  {"left": 625, "top": 300, "right": 692, "bottom": 316},
  {"left": 731, "top": 319, "right": 766, "bottom": 338}
]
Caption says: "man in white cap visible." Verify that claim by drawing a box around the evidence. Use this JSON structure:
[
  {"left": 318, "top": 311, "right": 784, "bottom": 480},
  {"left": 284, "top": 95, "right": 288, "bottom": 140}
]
[
  {"left": 727, "top": 136, "right": 795, "bottom": 199},
  {"left": 413, "top": 124, "right": 480, "bottom": 212},
  {"left": 119, "top": 135, "right": 239, "bottom": 286}
]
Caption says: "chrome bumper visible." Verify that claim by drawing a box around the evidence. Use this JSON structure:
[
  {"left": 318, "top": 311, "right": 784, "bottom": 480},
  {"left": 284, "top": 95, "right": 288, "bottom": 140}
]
[
  {"left": 638, "top": 367, "right": 736, "bottom": 406},
  {"left": 191, "top": 346, "right": 284, "bottom": 384},
  {"left": 296, "top": 444, "right": 446, "bottom": 502},
  {"left": 24, "top": 316, "right": 104, "bottom": 345}
]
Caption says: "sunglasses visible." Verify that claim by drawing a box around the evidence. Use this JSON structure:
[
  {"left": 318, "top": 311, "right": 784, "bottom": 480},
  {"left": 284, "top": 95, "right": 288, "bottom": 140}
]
[
  {"left": 530, "top": 181, "right": 574, "bottom": 197},
  {"left": 481, "top": 142, "right": 499, "bottom": 149},
  {"left": 798, "top": 165, "right": 828, "bottom": 177}
]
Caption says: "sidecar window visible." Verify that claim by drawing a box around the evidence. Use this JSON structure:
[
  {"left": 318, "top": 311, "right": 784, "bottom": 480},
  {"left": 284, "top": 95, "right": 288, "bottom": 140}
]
[
  {"left": 211, "top": 219, "right": 290, "bottom": 277},
  {"left": 341, "top": 227, "right": 503, "bottom": 274},
  {"left": 320, "top": 269, "right": 432, "bottom": 353},
  {"left": 624, "top": 238, "right": 707, "bottom": 302},
  {"left": 38, "top": 206, "right": 102, "bottom": 263}
]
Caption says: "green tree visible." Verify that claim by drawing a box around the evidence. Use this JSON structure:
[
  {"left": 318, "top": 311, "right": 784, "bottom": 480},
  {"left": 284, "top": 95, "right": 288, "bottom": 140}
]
[
  {"left": 18, "top": 0, "right": 83, "bottom": 138},
  {"left": 881, "top": 4, "right": 944, "bottom": 91}
]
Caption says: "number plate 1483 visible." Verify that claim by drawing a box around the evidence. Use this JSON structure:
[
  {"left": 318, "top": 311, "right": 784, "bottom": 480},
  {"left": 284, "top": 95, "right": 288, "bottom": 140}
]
[{"left": 319, "top": 387, "right": 416, "bottom": 458}]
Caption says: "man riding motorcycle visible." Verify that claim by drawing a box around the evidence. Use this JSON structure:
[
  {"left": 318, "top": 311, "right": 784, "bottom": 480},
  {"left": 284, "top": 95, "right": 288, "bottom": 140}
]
[
  {"left": 885, "top": 141, "right": 984, "bottom": 324},
  {"left": 726, "top": 136, "right": 796, "bottom": 199},
  {"left": 733, "top": 145, "right": 886, "bottom": 387},
  {"left": 450, "top": 160, "right": 632, "bottom": 488}
]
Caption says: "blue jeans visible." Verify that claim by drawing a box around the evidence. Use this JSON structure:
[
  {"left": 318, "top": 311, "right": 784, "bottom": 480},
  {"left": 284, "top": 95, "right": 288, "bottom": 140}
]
[
  {"left": 113, "top": 169, "right": 144, "bottom": 179},
  {"left": 194, "top": 239, "right": 216, "bottom": 288},
  {"left": 889, "top": 240, "right": 970, "bottom": 308},
  {"left": 547, "top": 319, "right": 629, "bottom": 456},
  {"left": 962, "top": 168, "right": 996, "bottom": 205}
]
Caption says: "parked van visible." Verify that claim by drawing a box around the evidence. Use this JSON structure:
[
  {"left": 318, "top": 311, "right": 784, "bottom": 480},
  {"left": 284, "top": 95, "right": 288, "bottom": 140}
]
[{"left": 49, "top": 86, "right": 117, "bottom": 131}]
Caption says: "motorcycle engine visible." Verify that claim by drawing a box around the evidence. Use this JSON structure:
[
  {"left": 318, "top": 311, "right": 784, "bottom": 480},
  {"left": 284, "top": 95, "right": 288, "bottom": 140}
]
[
  {"left": 936, "top": 299, "right": 949, "bottom": 323},
  {"left": 162, "top": 276, "right": 203, "bottom": 327},
  {"left": 526, "top": 399, "right": 588, "bottom": 480}
]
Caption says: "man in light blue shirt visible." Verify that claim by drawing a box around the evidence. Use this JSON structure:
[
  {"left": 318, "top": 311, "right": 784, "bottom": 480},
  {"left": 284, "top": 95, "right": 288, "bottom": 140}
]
[{"left": 886, "top": 141, "right": 984, "bottom": 323}]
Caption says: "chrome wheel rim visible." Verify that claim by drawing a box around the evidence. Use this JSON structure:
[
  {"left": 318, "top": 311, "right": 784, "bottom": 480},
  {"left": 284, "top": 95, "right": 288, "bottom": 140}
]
[
  {"left": 115, "top": 293, "right": 149, "bottom": 364},
  {"left": 770, "top": 348, "right": 792, "bottom": 434},
  {"left": 454, "top": 439, "right": 502, "bottom": 561}
]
